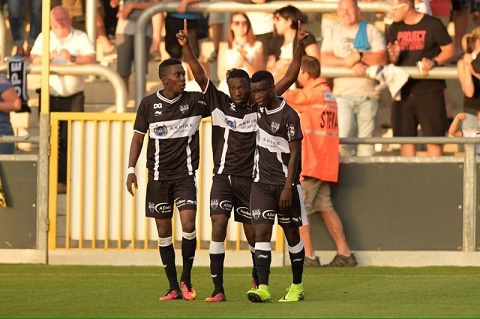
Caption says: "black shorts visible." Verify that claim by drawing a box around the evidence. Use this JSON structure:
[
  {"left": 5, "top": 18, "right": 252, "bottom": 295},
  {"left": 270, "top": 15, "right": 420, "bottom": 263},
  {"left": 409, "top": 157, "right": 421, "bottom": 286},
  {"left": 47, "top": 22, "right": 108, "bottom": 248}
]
[
  {"left": 392, "top": 91, "right": 447, "bottom": 137},
  {"left": 145, "top": 175, "right": 197, "bottom": 219},
  {"left": 249, "top": 182, "right": 307, "bottom": 228},
  {"left": 210, "top": 175, "right": 252, "bottom": 223}
]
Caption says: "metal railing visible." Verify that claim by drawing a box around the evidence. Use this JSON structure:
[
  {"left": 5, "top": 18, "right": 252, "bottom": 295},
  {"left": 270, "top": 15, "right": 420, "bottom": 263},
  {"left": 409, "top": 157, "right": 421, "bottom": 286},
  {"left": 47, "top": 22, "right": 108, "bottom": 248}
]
[
  {"left": 0, "top": 63, "right": 127, "bottom": 113},
  {"left": 133, "top": 0, "right": 393, "bottom": 107}
]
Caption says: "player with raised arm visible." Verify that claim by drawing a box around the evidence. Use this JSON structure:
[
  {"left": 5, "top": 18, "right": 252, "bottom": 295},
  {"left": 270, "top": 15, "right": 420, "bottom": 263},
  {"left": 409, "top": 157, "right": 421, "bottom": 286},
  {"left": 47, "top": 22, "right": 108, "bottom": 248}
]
[{"left": 176, "top": 19, "right": 308, "bottom": 302}]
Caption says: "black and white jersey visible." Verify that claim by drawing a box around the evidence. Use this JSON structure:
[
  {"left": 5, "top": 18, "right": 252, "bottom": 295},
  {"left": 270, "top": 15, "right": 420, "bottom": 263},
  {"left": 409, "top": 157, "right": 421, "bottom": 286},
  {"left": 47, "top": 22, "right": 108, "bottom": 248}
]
[
  {"left": 133, "top": 90, "right": 210, "bottom": 181},
  {"left": 204, "top": 80, "right": 257, "bottom": 177},
  {"left": 253, "top": 99, "right": 303, "bottom": 185}
]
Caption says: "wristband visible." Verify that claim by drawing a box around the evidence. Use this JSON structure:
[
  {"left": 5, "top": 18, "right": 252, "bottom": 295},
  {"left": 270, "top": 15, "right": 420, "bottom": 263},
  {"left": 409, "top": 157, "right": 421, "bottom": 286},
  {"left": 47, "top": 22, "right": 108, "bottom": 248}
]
[{"left": 127, "top": 167, "right": 135, "bottom": 175}]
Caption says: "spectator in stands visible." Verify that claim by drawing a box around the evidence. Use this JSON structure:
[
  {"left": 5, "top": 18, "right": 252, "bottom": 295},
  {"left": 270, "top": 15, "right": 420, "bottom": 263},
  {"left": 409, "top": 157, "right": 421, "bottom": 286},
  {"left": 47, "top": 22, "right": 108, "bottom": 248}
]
[
  {"left": 0, "top": 76, "right": 21, "bottom": 154},
  {"left": 164, "top": 0, "right": 208, "bottom": 60},
  {"left": 217, "top": 12, "right": 263, "bottom": 94},
  {"left": 457, "top": 28, "right": 480, "bottom": 130},
  {"left": 8, "top": 0, "right": 42, "bottom": 57},
  {"left": 448, "top": 112, "right": 480, "bottom": 155},
  {"left": 206, "top": 1, "right": 226, "bottom": 63},
  {"left": 61, "top": 1, "right": 117, "bottom": 61},
  {"left": 283, "top": 56, "right": 357, "bottom": 268},
  {"left": 387, "top": 0, "right": 455, "bottom": 156},
  {"left": 321, "top": 0, "right": 387, "bottom": 157},
  {"left": 30, "top": 6, "right": 96, "bottom": 193},
  {"left": 110, "top": 0, "right": 162, "bottom": 93},
  {"left": 234, "top": 0, "right": 274, "bottom": 66},
  {"left": 267, "top": 5, "right": 320, "bottom": 82}
]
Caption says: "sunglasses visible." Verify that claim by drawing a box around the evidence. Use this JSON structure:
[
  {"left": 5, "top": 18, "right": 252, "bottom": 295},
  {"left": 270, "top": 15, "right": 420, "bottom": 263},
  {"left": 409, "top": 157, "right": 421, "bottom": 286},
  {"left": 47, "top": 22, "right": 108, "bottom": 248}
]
[{"left": 232, "top": 20, "right": 248, "bottom": 26}]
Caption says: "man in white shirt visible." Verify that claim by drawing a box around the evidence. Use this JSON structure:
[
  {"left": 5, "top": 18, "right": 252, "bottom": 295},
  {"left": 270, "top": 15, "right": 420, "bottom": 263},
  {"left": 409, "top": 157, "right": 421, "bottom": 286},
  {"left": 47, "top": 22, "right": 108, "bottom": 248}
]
[{"left": 30, "top": 6, "right": 96, "bottom": 193}]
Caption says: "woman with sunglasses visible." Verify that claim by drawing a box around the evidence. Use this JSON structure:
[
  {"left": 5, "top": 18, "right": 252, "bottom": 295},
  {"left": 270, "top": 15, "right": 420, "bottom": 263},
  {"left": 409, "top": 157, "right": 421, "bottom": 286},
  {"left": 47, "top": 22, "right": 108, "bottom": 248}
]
[{"left": 217, "top": 12, "right": 264, "bottom": 94}]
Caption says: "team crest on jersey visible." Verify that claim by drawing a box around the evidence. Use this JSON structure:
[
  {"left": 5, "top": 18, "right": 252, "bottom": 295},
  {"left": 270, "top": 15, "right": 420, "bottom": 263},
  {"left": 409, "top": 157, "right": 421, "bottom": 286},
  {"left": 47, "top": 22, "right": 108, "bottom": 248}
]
[
  {"left": 154, "top": 124, "right": 168, "bottom": 136},
  {"left": 210, "top": 199, "right": 219, "bottom": 210},
  {"left": 225, "top": 118, "right": 236, "bottom": 129},
  {"left": 252, "top": 209, "right": 261, "bottom": 220},
  {"left": 180, "top": 104, "right": 189, "bottom": 114},
  {"left": 287, "top": 124, "right": 295, "bottom": 140},
  {"left": 271, "top": 121, "right": 280, "bottom": 133},
  {"left": 148, "top": 202, "right": 155, "bottom": 214},
  {"left": 229, "top": 103, "right": 236, "bottom": 111}
]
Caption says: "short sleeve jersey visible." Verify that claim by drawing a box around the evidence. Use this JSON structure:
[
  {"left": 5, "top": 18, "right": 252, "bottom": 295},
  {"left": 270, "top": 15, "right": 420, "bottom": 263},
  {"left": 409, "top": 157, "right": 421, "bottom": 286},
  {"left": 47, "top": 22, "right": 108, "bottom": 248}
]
[
  {"left": 204, "top": 80, "right": 257, "bottom": 177},
  {"left": 386, "top": 14, "right": 452, "bottom": 95},
  {"left": 133, "top": 90, "right": 209, "bottom": 181},
  {"left": 254, "top": 99, "right": 303, "bottom": 185}
]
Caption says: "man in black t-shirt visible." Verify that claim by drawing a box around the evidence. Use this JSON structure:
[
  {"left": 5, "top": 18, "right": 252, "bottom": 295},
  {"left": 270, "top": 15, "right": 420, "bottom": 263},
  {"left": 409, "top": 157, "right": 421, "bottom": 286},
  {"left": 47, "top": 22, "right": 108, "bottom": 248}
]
[
  {"left": 386, "top": 0, "right": 454, "bottom": 156},
  {"left": 176, "top": 19, "right": 308, "bottom": 302},
  {"left": 247, "top": 71, "right": 306, "bottom": 303},
  {"left": 126, "top": 58, "right": 210, "bottom": 301}
]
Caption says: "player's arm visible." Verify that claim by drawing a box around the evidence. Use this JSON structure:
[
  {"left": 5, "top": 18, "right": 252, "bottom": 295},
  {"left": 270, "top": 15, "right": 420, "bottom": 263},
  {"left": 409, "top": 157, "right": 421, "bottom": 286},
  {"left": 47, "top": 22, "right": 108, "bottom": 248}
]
[
  {"left": 275, "top": 21, "right": 308, "bottom": 96},
  {"left": 279, "top": 139, "right": 301, "bottom": 211},
  {"left": 126, "top": 132, "right": 145, "bottom": 196},
  {"left": 177, "top": 19, "right": 209, "bottom": 91}
]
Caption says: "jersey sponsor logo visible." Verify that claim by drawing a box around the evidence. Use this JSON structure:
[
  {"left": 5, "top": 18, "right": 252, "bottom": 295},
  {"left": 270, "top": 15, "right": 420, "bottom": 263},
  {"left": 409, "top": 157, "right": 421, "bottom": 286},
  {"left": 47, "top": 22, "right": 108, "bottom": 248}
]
[
  {"left": 149, "top": 116, "right": 202, "bottom": 139},
  {"left": 219, "top": 200, "right": 233, "bottom": 211},
  {"left": 153, "top": 103, "right": 162, "bottom": 109},
  {"left": 262, "top": 210, "right": 276, "bottom": 220},
  {"left": 155, "top": 202, "right": 172, "bottom": 214},
  {"left": 153, "top": 124, "right": 168, "bottom": 136},
  {"left": 236, "top": 206, "right": 250, "bottom": 218},
  {"left": 211, "top": 109, "right": 257, "bottom": 132},
  {"left": 286, "top": 124, "right": 295, "bottom": 141},
  {"left": 225, "top": 118, "right": 236, "bottom": 129},
  {"left": 210, "top": 199, "right": 219, "bottom": 210},
  {"left": 292, "top": 216, "right": 302, "bottom": 223},
  {"left": 180, "top": 104, "right": 189, "bottom": 114},
  {"left": 278, "top": 216, "right": 290, "bottom": 223},
  {"left": 252, "top": 209, "right": 261, "bottom": 220},
  {"left": 271, "top": 121, "right": 280, "bottom": 133},
  {"left": 154, "top": 111, "right": 162, "bottom": 116},
  {"left": 257, "top": 128, "right": 290, "bottom": 153}
]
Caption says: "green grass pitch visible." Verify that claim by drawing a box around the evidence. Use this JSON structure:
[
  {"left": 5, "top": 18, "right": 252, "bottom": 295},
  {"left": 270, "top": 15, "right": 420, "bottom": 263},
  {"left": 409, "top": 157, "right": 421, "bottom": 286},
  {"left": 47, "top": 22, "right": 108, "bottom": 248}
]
[{"left": 1, "top": 264, "right": 479, "bottom": 318}]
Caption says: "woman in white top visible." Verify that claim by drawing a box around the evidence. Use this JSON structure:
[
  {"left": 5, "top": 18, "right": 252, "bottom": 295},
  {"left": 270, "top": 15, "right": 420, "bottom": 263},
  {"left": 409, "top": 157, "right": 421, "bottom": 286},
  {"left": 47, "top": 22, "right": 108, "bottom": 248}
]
[{"left": 217, "top": 12, "right": 263, "bottom": 94}]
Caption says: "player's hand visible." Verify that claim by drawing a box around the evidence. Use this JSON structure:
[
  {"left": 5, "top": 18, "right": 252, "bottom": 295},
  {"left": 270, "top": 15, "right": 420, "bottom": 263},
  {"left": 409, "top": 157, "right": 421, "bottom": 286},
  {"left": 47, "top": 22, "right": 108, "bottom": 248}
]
[
  {"left": 296, "top": 21, "right": 309, "bottom": 47},
  {"left": 126, "top": 173, "right": 138, "bottom": 196},
  {"left": 279, "top": 186, "right": 292, "bottom": 211},
  {"left": 456, "top": 113, "right": 468, "bottom": 121},
  {"left": 176, "top": 19, "right": 189, "bottom": 46}
]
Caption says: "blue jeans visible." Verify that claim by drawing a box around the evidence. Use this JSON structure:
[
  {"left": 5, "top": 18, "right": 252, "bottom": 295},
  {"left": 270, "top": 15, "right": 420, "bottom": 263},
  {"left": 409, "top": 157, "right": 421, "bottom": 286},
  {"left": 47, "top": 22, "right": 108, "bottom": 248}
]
[
  {"left": 336, "top": 95, "right": 379, "bottom": 157},
  {"left": 8, "top": 0, "right": 42, "bottom": 46}
]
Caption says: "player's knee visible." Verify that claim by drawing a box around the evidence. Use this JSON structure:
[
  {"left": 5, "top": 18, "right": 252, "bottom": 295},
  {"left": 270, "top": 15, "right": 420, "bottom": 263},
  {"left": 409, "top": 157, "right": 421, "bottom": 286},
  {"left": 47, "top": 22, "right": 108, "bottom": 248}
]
[{"left": 182, "top": 230, "right": 197, "bottom": 240}]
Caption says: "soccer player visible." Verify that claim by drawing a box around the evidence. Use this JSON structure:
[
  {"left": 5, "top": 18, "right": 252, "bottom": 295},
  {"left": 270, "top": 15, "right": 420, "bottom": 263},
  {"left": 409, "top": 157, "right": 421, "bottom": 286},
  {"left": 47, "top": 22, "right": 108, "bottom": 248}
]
[
  {"left": 125, "top": 58, "right": 210, "bottom": 301},
  {"left": 247, "top": 70, "right": 306, "bottom": 303},
  {"left": 176, "top": 19, "right": 308, "bottom": 302}
]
